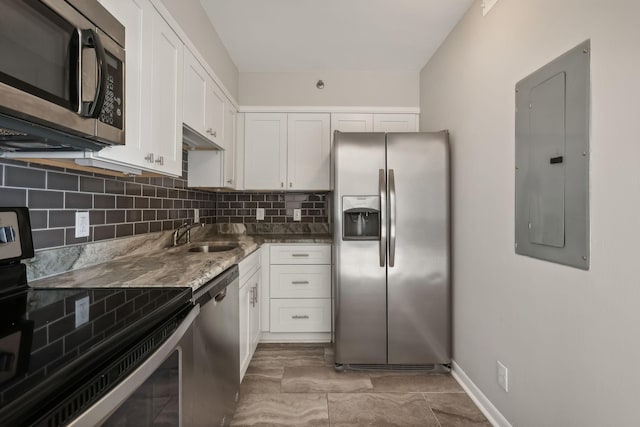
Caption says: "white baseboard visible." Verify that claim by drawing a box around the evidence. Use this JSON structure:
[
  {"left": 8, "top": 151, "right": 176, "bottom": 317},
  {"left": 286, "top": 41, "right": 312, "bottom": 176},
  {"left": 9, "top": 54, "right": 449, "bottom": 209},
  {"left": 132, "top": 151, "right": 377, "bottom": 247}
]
[{"left": 451, "top": 360, "right": 512, "bottom": 427}]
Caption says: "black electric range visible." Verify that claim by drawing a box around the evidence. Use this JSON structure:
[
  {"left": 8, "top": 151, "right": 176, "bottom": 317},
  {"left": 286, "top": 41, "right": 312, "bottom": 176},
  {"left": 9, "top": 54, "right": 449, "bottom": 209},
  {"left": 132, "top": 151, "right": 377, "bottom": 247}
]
[{"left": 0, "top": 208, "right": 192, "bottom": 426}]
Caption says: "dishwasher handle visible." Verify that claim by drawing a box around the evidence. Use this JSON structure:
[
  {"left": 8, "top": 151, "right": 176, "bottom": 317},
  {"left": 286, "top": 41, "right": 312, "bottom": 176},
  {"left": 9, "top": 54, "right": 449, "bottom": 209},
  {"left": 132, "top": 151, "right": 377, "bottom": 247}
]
[{"left": 214, "top": 288, "right": 227, "bottom": 302}]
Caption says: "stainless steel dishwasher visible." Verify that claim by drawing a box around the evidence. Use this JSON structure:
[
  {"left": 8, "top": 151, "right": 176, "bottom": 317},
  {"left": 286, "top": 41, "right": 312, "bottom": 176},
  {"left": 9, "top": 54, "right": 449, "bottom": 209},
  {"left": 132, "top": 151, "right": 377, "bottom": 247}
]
[{"left": 183, "top": 265, "right": 240, "bottom": 427}]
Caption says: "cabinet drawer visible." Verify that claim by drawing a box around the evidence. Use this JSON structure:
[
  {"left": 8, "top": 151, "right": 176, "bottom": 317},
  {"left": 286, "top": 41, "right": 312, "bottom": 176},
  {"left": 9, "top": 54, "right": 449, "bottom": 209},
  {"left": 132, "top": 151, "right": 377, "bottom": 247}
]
[
  {"left": 270, "top": 299, "right": 331, "bottom": 332},
  {"left": 270, "top": 265, "right": 331, "bottom": 298},
  {"left": 270, "top": 245, "right": 331, "bottom": 265}
]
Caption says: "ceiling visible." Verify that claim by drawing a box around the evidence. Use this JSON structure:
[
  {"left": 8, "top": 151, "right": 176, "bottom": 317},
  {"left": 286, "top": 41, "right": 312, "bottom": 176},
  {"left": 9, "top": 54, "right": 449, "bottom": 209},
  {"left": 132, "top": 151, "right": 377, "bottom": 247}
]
[{"left": 200, "top": 0, "right": 474, "bottom": 72}]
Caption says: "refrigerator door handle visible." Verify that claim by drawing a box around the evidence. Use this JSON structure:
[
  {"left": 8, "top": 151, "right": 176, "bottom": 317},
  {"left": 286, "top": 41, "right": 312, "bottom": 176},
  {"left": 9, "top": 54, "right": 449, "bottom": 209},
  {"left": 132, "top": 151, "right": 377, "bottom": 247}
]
[
  {"left": 389, "top": 169, "right": 396, "bottom": 267},
  {"left": 379, "top": 169, "right": 386, "bottom": 267}
]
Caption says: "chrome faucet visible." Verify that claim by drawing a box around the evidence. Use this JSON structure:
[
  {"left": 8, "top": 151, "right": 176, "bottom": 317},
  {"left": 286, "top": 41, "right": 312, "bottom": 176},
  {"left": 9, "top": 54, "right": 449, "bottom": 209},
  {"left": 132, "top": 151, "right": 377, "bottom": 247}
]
[{"left": 173, "top": 222, "right": 204, "bottom": 246}]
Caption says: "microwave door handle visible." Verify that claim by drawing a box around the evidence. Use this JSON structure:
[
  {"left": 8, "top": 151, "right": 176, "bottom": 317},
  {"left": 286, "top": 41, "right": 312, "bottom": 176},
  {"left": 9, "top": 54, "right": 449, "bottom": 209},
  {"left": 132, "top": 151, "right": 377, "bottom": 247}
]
[
  {"left": 69, "top": 29, "right": 82, "bottom": 114},
  {"left": 79, "top": 29, "right": 107, "bottom": 118}
]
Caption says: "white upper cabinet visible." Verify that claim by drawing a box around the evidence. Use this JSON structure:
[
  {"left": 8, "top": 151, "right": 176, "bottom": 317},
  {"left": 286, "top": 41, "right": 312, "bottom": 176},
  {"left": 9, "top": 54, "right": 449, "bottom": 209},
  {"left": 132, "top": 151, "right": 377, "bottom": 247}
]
[
  {"left": 244, "top": 113, "right": 330, "bottom": 191},
  {"left": 206, "top": 80, "right": 226, "bottom": 149},
  {"left": 373, "top": 113, "right": 418, "bottom": 132},
  {"left": 183, "top": 49, "right": 207, "bottom": 138},
  {"left": 187, "top": 103, "right": 238, "bottom": 189},
  {"left": 148, "top": 9, "right": 183, "bottom": 176},
  {"left": 244, "top": 113, "right": 288, "bottom": 190},
  {"left": 330, "top": 113, "right": 374, "bottom": 136},
  {"left": 223, "top": 105, "right": 237, "bottom": 187},
  {"left": 287, "top": 113, "right": 330, "bottom": 190},
  {"left": 97, "top": 0, "right": 183, "bottom": 176},
  {"left": 183, "top": 48, "right": 225, "bottom": 149}
]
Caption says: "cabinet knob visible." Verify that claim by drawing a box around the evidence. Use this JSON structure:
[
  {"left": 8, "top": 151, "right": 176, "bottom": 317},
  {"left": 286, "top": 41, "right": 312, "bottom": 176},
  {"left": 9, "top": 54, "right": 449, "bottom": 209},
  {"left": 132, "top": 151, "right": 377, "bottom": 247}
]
[
  {"left": 289, "top": 182, "right": 292, "bottom": 188},
  {"left": 144, "top": 153, "right": 154, "bottom": 163},
  {"left": 206, "top": 128, "right": 213, "bottom": 134},
  {"left": 226, "top": 179, "right": 233, "bottom": 184},
  {"left": 281, "top": 182, "right": 284, "bottom": 188},
  {"left": 154, "top": 156, "right": 164, "bottom": 166},
  {"left": 212, "top": 130, "right": 217, "bottom": 137}
]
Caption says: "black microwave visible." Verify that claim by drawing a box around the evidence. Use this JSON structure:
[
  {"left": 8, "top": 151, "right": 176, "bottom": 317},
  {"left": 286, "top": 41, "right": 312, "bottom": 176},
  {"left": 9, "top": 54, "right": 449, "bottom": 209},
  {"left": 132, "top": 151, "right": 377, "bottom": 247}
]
[{"left": 0, "top": 0, "right": 125, "bottom": 152}]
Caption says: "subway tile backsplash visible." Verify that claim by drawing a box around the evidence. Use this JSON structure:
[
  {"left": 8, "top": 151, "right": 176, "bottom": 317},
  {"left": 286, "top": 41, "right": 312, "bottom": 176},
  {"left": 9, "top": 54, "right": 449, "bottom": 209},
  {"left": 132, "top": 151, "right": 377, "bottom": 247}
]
[
  {"left": 215, "top": 192, "right": 328, "bottom": 224},
  {"left": 0, "top": 155, "right": 330, "bottom": 251},
  {"left": 0, "top": 153, "right": 216, "bottom": 250}
]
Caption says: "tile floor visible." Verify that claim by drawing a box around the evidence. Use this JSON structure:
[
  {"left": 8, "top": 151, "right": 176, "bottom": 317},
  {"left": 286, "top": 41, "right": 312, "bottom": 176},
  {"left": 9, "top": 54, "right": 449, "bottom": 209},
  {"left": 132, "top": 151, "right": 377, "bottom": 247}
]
[{"left": 231, "top": 343, "right": 491, "bottom": 426}]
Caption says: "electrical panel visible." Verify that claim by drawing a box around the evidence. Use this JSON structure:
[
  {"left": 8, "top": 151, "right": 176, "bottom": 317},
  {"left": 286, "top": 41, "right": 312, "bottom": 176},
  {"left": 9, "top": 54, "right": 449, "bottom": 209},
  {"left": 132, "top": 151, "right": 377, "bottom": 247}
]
[{"left": 515, "top": 40, "right": 590, "bottom": 270}]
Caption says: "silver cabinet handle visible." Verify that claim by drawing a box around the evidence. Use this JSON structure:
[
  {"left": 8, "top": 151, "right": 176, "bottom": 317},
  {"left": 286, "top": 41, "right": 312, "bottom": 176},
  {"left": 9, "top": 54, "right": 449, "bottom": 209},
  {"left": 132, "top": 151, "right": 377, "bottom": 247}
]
[
  {"left": 227, "top": 179, "right": 233, "bottom": 184},
  {"left": 253, "top": 285, "right": 258, "bottom": 304},
  {"left": 292, "top": 315, "right": 309, "bottom": 319},
  {"left": 249, "top": 287, "right": 255, "bottom": 307},
  {"left": 207, "top": 128, "right": 213, "bottom": 134},
  {"left": 281, "top": 182, "right": 284, "bottom": 188},
  {"left": 291, "top": 281, "right": 309, "bottom": 285},
  {"left": 291, "top": 253, "right": 309, "bottom": 257},
  {"left": 289, "top": 182, "right": 292, "bottom": 188},
  {"left": 155, "top": 155, "right": 164, "bottom": 166},
  {"left": 389, "top": 169, "right": 396, "bottom": 267},
  {"left": 379, "top": 169, "right": 386, "bottom": 267},
  {"left": 144, "top": 153, "right": 154, "bottom": 163}
]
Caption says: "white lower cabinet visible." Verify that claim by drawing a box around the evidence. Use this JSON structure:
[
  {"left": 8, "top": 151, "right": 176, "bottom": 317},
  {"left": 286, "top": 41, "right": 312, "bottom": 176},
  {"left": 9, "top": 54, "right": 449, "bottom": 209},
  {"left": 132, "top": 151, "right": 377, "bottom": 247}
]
[
  {"left": 270, "top": 299, "right": 331, "bottom": 333},
  {"left": 239, "top": 248, "right": 261, "bottom": 381},
  {"left": 261, "top": 243, "right": 332, "bottom": 342}
]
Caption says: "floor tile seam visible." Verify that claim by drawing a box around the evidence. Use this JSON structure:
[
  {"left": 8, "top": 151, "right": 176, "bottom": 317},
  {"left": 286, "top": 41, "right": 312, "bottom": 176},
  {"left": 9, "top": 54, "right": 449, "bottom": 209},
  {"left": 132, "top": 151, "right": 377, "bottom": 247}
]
[
  {"left": 422, "top": 392, "right": 443, "bottom": 427},
  {"left": 324, "top": 392, "right": 331, "bottom": 426}
]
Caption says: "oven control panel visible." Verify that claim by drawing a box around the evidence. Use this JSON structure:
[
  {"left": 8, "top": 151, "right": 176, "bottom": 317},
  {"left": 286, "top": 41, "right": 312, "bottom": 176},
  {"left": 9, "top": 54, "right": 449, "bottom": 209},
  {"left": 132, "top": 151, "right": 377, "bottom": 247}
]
[
  {"left": 0, "top": 208, "right": 34, "bottom": 264},
  {"left": 0, "top": 212, "right": 21, "bottom": 261}
]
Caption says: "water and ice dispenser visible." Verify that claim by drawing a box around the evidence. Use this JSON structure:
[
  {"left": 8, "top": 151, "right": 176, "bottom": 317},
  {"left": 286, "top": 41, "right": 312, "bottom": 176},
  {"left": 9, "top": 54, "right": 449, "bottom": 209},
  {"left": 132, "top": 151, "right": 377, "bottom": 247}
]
[{"left": 342, "top": 196, "right": 380, "bottom": 240}]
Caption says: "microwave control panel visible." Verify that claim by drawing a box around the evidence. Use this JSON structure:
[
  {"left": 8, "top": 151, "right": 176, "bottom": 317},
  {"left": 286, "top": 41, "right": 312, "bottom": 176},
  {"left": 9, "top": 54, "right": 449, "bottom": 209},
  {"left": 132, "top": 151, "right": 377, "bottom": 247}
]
[{"left": 99, "top": 52, "right": 124, "bottom": 130}]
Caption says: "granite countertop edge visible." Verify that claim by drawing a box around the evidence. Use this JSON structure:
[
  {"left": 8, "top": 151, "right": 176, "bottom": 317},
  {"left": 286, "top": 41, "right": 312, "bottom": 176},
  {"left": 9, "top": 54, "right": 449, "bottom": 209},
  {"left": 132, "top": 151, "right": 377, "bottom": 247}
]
[{"left": 29, "top": 234, "right": 332, "bottom": 291}]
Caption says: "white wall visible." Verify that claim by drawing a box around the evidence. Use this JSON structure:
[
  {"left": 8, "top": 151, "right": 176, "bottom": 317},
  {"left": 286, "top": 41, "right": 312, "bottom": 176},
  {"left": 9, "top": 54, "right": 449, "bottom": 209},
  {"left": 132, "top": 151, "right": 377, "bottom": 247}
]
[
  {"left": 239, "top": 71, "right": 419, "bottom": 107},
  {"left": 419, "top": 0, "right": 640, "bottom": 426},
  {"left": 160, "top": 0, "right": 239, "bottom": 100}
]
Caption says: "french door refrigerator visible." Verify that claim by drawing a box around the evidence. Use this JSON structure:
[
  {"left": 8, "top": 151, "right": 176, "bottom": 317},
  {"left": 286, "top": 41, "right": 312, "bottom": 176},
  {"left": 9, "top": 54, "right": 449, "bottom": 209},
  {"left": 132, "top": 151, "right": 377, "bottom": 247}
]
[{"left": 333, "top": 131, "right": 450, "bottom": 367}]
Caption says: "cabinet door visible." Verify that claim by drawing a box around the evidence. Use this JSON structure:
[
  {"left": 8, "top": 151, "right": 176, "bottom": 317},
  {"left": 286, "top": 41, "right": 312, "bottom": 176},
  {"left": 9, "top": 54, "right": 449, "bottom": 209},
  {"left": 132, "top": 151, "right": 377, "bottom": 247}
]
[
  {"left": 183, "top": 48, "right": 207, "bottom": 136},
  {"left": 223, "top": 106, "right": 237, "bottom": 188},
  {"left": 287, "top": 113, "right": 330, "bottom": 190},
  {"left": 205, "top": 83, "right": 225, "bottom": 148},
  {"left": 96, "top": 0, "right": 153, "bottom": 169},
  {"left": 330, "top": 113, "right": 374, "bottom": 141},
  {"left": 373, "top": 113, "right": 418, "bottom": 132},
  {"left": 248, "top": 269, "right": 261, "bottom": 356},
  {"left": 239, "top": 281, "right": 251, "bottom": 381},
  {"left": 147, "top": 8, "right": 183, "bottom": 176},
  {"left": 244, "top": 113, "right": 287, "bottom": 190}
]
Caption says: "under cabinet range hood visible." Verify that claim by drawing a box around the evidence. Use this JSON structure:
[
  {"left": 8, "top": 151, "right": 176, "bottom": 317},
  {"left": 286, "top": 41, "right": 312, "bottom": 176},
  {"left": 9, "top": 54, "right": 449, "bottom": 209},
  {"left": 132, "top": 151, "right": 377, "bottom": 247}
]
[{"left": 0, "top": 0, "right": 126, "bottom": 153}]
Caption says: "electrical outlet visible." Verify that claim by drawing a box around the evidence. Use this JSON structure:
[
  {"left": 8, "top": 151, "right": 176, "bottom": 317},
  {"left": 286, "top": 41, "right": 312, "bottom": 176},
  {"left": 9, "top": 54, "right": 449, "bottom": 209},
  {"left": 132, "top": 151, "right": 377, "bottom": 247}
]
[
  {"left": 75, "top": 296, "right": 90, "bottom": 327},
  {"left": 497, "top": 360, "right": 509, "bottom": 392},
  {"left": 293, "top": 208, "right": 301, "bottom": 221},
  {"left": 75, "top": 211, "right": 90, "bottom": 238},
  {"left": 256, "top": 208, "right": 265, "bottom": 221},
  {"left": 194, "top": 208, "right": 200, "bottom": 223}
]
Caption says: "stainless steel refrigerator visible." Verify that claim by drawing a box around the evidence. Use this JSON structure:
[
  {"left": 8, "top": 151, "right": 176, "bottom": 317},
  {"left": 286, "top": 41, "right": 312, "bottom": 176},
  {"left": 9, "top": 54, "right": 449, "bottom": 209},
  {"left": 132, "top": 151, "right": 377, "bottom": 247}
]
[{"left": 332, "top": 131, "right": 450, "bottom": 367}]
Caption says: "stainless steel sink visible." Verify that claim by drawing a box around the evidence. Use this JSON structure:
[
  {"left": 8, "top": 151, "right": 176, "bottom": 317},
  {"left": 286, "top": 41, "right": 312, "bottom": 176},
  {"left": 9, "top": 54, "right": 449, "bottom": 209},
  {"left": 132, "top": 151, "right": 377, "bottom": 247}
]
[{"left": 188, "top": 244, "right": 237, "bottom": 253}]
